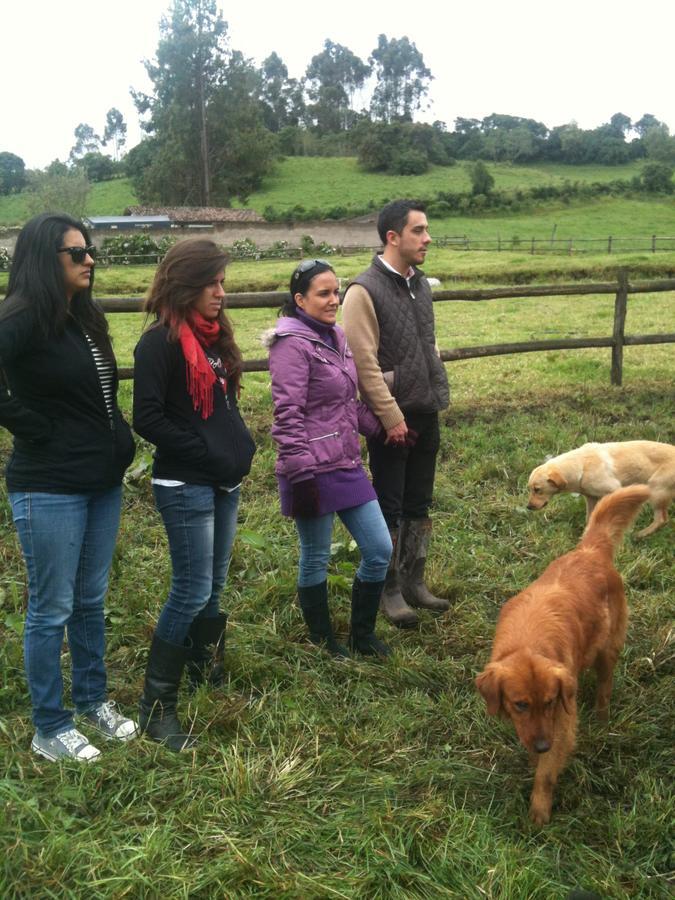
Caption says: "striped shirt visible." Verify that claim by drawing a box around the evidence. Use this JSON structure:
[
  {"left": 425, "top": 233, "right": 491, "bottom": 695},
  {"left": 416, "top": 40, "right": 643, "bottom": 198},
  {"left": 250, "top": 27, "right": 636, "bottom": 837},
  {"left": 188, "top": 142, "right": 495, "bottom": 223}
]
[{"left": 85, "top": 333, "right": 114, "bottom": 418}]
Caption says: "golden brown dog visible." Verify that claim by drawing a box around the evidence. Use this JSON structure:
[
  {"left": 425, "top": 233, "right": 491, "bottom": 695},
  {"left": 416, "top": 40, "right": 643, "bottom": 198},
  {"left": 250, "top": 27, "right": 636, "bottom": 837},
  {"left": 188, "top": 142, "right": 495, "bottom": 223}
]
[
  {"left": 527, "top": 440, "right": 675, "bottom": 538},
  {"left": 476, "top": 484, "right": 650, "bottom": 825}
]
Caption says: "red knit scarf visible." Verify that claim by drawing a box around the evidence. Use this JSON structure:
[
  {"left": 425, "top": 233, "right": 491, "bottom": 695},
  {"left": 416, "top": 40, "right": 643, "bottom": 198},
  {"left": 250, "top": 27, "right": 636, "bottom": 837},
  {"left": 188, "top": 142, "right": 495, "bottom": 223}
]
[{"left": 178, "top": 312, "right": 225, "bottom": 419}]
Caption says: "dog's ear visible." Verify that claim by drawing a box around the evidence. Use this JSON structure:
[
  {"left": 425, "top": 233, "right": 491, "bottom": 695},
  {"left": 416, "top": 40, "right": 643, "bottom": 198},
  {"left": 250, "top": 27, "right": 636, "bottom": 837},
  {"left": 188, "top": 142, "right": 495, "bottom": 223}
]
[
  {"left": 552, "top": 666, "right": 577, "bottom": 714},
  {"left": 476, "top": 664, "right": 504, "bottom": 715},
  {"left": 546, "top": 467, "right": 567, "bottom": 490}
]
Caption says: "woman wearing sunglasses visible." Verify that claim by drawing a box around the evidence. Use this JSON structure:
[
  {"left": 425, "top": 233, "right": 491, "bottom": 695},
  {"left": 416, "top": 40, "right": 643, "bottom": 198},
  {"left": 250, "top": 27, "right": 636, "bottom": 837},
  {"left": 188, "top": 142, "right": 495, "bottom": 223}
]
[
  {"left": 0, "top": 213, "right": 137, "bottom": 761},
  {"left": 266, "top": 259, "right": 392, "bottom": 659},
  {"left": 133, "top": 239, "right": 255, "bottom": 751}
]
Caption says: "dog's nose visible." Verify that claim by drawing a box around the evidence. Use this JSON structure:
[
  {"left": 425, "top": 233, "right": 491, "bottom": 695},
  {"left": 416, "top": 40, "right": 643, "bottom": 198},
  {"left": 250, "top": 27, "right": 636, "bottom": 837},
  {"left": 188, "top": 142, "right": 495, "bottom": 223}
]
[{"left": 533, "top": 738, "right": 550, "bottom": 754}]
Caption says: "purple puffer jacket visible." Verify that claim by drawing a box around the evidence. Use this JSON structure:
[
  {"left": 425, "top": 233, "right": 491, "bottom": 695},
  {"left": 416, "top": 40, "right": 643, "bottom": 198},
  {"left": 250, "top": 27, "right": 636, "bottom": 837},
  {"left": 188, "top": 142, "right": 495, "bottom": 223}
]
[{"left": 266, "top": 317, "right": 381, "bottom": 484}]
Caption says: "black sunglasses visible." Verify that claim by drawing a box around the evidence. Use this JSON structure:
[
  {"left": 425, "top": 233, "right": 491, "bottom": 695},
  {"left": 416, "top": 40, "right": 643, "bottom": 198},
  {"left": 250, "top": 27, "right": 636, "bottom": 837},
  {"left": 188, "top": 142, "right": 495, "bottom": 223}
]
[
  {"left": 291, "top": 258, "right": 330, "bottom": 281},
  {"left": 57, "top": 245, "right": 97, "bottom": 264}
]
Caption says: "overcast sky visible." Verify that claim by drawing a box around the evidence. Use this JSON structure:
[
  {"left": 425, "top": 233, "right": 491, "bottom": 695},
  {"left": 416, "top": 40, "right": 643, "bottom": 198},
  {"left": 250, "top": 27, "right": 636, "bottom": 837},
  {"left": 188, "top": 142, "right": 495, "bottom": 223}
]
[{"left": 2, "top": 0, "right": 673, "bottom": 169}]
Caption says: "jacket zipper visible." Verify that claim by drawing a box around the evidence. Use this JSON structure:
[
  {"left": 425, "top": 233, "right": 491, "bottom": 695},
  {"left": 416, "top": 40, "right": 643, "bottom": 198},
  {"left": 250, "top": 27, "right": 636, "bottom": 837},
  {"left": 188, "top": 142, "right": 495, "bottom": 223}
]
[{"left": 308, "top": 431, "right": 339, "bottom": 442}]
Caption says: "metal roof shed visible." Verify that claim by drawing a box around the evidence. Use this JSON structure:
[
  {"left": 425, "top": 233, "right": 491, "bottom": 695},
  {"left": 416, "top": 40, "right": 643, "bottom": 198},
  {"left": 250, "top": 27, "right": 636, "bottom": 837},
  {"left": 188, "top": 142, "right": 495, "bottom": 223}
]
[{"left": 84, "top": 216, "right": 171, "bottom": 230}]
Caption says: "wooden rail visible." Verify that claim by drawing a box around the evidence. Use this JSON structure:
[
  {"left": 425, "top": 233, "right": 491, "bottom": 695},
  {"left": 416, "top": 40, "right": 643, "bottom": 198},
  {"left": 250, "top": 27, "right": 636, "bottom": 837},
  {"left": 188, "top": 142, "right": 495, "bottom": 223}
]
[{"left": 104, "top": 271, "right": 675, "bottom": 387}]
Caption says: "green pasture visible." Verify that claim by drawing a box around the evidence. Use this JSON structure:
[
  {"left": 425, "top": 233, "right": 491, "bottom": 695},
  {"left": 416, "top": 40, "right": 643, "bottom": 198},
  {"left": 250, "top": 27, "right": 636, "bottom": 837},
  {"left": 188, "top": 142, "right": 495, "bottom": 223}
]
[
  {"left": 3, "top": 242, "right": 673, "bottom": 305},
  {"left": 1, "top": 159, "right": 672, "bottom": 237},
  {"left": 1, "top": 278, "right": 673, "bottom": 896},
  {"left": 242, "top": 157, "right": 650, "bottom": 214}
]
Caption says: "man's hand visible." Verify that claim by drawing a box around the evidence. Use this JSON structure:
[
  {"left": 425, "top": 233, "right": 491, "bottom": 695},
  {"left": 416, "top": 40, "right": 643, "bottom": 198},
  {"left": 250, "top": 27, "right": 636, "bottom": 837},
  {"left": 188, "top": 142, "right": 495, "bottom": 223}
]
[{"left": 385, "top": 421, "right": 408, "bottom": 446}]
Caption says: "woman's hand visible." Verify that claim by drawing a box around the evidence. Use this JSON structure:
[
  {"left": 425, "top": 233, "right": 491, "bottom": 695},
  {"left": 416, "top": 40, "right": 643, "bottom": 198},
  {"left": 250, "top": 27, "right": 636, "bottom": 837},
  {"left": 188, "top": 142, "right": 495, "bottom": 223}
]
[{"left": 291, "top": 477, "right": 321, "bottom": 518}]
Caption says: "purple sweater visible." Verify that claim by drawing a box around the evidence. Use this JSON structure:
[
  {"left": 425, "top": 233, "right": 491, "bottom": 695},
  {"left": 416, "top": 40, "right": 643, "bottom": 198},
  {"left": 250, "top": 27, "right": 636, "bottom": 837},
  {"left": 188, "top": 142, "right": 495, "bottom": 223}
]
[{"left": 266, "top": 314, "right": 380, "bottom": 516}]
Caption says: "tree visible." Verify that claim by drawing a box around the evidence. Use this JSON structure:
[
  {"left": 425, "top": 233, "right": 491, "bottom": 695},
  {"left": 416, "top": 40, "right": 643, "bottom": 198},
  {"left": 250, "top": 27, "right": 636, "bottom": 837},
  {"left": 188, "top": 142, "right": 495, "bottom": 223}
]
[
  {"left": 305, "top": 40, "right": 370, "bottom": 132},
  {"left": 643, "top": 125, "right": 675, "bottom": 165},
  {"left": 369, "top": 34, "right": 431, "bottom": 123},
  {"left": 0, "top": 151, "right": 26, "bottom": 194},
  {"left": 259, "top": 52, "right": 304, "bottom": 133},
  {"left": 70, "top": 123, "right": 101, "bottom": 161},
  {"left": 103, "top": 108, "right": 127, "bottom": 161},
  {"left": 608, "top": 112, "right": 632, "bottom": 138},
  {"left": 634, "top": 113, "right": 664, "bottom": 138},
  {"left": 469, "top": 160, "right": 494, "bottom": 195},
  {"left": 132, "top": 0, "right": 275, "bottom": 206},
  {"left": 74, "top": 151, "right": 118, "bottom": 182},
  {"left": 26, "top": 171, "right": 90, "bottom": 217}
]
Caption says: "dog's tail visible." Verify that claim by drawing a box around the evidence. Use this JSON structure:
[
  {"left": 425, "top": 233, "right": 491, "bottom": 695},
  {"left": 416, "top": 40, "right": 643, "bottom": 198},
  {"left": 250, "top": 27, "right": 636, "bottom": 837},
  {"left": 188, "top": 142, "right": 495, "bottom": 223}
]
[{"left": 579, "top": 485, "right": 650, "bottom": 556}]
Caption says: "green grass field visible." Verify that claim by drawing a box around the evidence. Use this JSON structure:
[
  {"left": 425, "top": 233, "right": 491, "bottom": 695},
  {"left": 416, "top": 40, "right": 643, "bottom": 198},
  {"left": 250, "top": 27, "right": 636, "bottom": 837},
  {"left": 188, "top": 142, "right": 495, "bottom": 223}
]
[
  {"left": 2, "top": 159, "right": 673, "bottom": 240},
  {"left": 0, "top": 281, "right": 673, "bottom": 896},
  {"left": 242, "top": 157, "right": 650, "bottom": 213}
]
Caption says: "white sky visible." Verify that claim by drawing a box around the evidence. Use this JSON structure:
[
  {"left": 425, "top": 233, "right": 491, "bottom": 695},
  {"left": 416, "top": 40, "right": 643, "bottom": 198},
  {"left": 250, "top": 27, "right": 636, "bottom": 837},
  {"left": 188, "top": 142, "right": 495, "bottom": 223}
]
[{"left": 2, "top": 0, "right": 673, "bottom": 169}]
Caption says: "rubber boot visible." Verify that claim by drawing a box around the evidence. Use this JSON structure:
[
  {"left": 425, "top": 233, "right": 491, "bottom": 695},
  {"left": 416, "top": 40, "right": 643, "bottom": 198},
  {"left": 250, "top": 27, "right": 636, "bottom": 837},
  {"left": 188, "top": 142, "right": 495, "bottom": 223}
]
[
  {"left": 379, "top": 527, "right": 419, "bottom": 628},
  {"left": 348, "top": 576, "right": 392, "bottom": 657},
  {"left": 399, "top": 518, "right": 449, "bottom": 612},
  {"left": 139, "top": 632, "right": 196, "bottom": 752},
  {"left": 185, "top": 613, "right": 228, "bottom": 690},
  {"left": 298, "top": 582, "right": 350, "bottom": 659}
]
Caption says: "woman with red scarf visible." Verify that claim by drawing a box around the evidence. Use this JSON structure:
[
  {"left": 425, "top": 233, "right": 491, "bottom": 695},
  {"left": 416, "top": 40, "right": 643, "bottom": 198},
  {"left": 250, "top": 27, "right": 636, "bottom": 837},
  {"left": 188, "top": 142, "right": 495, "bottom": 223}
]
[{"left": 133, "top": 240, "right": 255, "bottom": 751}]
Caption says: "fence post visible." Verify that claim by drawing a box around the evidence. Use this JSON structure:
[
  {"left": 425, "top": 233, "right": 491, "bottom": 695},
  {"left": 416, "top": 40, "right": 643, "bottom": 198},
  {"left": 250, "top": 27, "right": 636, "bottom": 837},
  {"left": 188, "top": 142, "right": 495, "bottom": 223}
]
[
  {"left": 530, "top": 238, "right": 535, "bottom": 255},
  {"left": 652, "top": 234, "right": 656, "bottom": 253},
  {"left": 611, "top": 268, "right": 628, "bottom": 386},
  {"left": 608, "top": 235, "right": 612, "bottom": 254}
]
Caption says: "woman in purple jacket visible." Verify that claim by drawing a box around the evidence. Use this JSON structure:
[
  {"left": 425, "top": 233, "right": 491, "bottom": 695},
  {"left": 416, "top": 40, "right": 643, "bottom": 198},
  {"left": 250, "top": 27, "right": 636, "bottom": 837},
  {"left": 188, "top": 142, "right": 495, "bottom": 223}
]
[{"left": 267, "top": 259, "right": 393, "bottom": 658}]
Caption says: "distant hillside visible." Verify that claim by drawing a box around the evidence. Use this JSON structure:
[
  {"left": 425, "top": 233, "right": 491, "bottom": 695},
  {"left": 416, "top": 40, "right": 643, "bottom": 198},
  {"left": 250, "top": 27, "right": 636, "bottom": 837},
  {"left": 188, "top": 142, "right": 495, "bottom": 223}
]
[{"left": 0, "top": 158, "right": 667, "bottom": 230}]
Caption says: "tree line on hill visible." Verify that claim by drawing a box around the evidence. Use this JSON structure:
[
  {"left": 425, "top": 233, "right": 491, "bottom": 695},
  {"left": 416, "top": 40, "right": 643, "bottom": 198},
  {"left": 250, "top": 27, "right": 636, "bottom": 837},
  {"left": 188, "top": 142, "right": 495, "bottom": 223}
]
[{"left": 2, "top": 0, "right": 674, "bottom": 212}]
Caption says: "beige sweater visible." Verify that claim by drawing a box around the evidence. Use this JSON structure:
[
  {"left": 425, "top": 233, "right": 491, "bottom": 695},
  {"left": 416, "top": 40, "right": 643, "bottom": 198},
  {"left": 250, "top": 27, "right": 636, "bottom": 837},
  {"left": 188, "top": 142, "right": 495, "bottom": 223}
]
[{"left": 341, "top": 284, "right": 405, "bottom": 430}]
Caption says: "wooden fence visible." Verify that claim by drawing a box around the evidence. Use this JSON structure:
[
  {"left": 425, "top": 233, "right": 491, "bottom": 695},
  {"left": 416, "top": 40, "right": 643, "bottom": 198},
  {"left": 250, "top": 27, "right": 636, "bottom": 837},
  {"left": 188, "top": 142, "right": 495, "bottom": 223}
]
[
  {"left": 433, "top": 235, "right": 675, "bottom": 254},
  {"left": 103, "top": 270, "right": 675, "bottom": 387}
]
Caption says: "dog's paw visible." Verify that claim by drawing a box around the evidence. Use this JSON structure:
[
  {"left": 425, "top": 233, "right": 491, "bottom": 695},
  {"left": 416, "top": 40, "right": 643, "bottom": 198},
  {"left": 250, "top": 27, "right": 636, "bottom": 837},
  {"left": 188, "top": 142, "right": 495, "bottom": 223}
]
[{"left": 529, "top": 797, "right": 552, "bottom": 826}]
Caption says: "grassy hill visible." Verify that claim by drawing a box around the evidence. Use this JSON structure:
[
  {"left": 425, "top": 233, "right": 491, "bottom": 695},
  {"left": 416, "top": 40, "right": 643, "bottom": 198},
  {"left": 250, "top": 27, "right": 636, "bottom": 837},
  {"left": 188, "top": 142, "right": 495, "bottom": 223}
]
[
  {"left": 0, "top": 178, "right": 138, "bottom": 227},
  {"left": 242, "top": 157, "right": 650, "bottom": 214},
  {"left": 1, "top": 158, "right": 671, "bottom": 231}
]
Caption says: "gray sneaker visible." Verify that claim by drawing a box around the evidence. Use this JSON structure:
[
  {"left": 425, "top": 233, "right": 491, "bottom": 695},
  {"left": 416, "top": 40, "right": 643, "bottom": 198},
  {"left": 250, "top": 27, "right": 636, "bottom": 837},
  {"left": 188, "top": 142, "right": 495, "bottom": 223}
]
[
  {"left": 81, "top": 700, "right": 138, "bottom": 741},
  {"left": 32, "top": 727, "right": 101, "bottom": 762}
]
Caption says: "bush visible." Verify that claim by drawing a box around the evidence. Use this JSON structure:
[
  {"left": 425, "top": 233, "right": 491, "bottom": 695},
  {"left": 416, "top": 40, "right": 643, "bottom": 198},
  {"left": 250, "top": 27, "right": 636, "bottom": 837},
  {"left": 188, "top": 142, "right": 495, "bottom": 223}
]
[
  {"left": 641, "top": 161, "right": 674, "bottom": 193},
  {"left": 390, "top": 149, "right": 428, "bottom": 175},
  {"left": 0, "top": 247, "right": 11, "bottom": 271},
  {"left": 75, "top": 152, "right": 118, "bottom": 183},
  {"left": 300, "top": 235, "right": 334, "bottom": 256},
  {"left": 99, "top": 233, "right": 176, "bottom": 265},
  {"left": 426, "top": 200, "right": 453, "bottom": 217},
  {"left": 228, "top": 238, "right": 260, "bottom": 259},
  {"left": 469, "top": 161, "right": 495, "bottom": 196}
]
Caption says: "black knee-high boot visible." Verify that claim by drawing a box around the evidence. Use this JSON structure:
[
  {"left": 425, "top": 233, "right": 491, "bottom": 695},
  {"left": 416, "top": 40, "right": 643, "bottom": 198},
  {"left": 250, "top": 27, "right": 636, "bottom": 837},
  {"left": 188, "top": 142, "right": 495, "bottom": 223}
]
[
  {"left": 298, "top": 581, "right": 350, "bottom": 659},
  {"left": 185, "top": 613, "right": 228, "bottom": 690},
  {"left": 348, "top": 576, "right": 392, "bottom": 657},
  {"left": 139, "top": 633, "right": 196, "bottom": 752}
]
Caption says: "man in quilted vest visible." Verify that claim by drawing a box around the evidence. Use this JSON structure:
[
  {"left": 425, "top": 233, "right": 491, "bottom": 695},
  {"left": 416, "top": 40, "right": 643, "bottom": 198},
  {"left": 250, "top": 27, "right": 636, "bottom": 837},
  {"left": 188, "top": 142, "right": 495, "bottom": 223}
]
[{"left": 342, "top": 200, "right": 450, "bottom": 628}]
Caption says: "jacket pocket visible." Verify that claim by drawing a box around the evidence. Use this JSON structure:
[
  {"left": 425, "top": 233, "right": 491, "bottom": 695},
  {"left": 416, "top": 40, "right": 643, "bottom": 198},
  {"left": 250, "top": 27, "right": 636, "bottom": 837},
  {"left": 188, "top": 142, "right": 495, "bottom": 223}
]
[{"left": 307, "top": 430, "right": 342, "bottom": 467}]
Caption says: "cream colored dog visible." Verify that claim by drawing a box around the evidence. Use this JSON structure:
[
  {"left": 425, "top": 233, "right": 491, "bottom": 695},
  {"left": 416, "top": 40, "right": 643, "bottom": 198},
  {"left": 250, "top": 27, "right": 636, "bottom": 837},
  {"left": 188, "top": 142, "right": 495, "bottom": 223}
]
[{"left": 527, "top": 440, "right": 675, "bottom": 538}]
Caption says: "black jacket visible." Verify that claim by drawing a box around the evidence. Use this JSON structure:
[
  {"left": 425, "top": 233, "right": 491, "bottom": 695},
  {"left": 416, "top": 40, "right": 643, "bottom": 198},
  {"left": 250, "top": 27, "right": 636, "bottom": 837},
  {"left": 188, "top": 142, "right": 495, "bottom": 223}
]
[
  {"left": 0, "top": 303, "right": 135, "bottom": 493},
  {"left": 132, "top": 324, "right": 255, "bottom": 487}
]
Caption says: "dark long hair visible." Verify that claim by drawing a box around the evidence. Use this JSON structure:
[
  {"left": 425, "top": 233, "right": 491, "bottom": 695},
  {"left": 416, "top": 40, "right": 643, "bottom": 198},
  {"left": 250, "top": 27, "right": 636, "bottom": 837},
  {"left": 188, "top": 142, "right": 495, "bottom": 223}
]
[
  {"left": 279, "top": 259, "right": 335, "bottom": 317},
  {"left": 144, "top": 239, "right": 243, "bottom": 387},
  {"left": 0, "top": 212, "right": 113, "bottom": 359}
]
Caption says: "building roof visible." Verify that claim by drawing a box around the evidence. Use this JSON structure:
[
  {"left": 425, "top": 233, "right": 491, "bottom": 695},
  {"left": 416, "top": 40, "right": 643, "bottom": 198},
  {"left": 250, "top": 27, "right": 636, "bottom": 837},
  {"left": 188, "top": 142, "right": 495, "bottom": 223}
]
[
  {"left": 123, "top": 206, "right": 265, "bottom": 224},
  {"left": 85, "top": 215, "right": 171, "bottom": 228}
]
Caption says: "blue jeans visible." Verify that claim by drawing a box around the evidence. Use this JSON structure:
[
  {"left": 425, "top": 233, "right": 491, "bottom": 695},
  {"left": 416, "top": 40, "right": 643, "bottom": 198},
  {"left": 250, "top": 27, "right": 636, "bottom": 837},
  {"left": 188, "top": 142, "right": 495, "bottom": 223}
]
[
  {"left": 295, "top": 500, "right": 392, "bottom": 587},
  {"left": 152, "top": 484, "right": 240, "bottom": 646},
  {"left": 9, "top": 487, "right": 122, "bottom": 737}
]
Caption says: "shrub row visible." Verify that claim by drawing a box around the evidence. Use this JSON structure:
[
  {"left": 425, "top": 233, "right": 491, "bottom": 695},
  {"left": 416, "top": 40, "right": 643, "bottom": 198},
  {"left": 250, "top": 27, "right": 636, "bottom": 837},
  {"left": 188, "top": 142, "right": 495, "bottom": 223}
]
[{"left": 263, "top": 171, "right": 674, "bottom": 223}]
